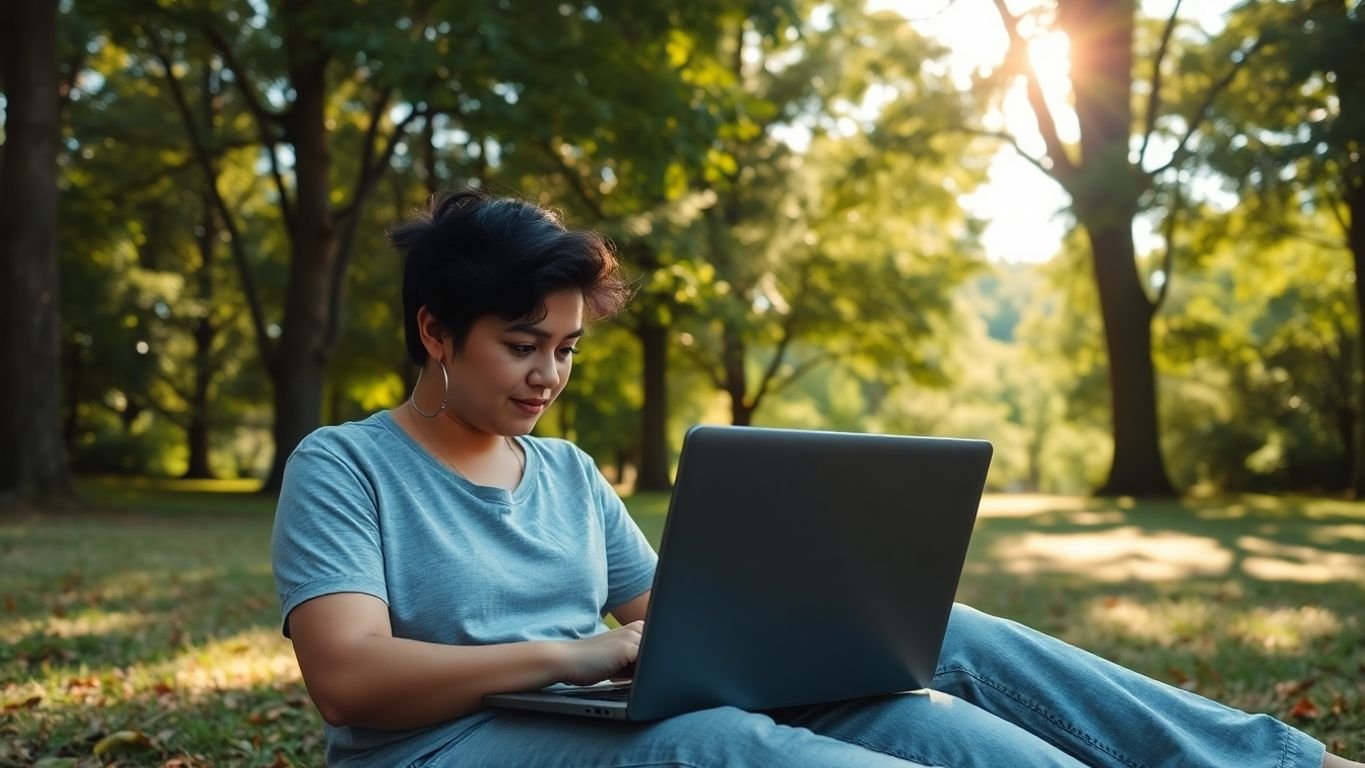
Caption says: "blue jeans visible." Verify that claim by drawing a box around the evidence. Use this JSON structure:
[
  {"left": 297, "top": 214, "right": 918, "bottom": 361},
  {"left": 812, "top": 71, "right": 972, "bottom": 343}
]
[{"left": 422, "top": 604, "right": 1326, "bottom": 767}]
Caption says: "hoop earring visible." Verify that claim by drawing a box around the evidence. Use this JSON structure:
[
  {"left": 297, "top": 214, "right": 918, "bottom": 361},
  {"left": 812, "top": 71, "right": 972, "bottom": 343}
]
[{"left": 409, "top": 358, "right": 449, "bottom": 418}]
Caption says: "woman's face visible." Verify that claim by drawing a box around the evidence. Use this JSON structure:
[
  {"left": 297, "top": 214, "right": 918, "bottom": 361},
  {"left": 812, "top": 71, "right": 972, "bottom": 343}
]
[{"left": 443, "top": 288, "right": 584, "bottom": 436}]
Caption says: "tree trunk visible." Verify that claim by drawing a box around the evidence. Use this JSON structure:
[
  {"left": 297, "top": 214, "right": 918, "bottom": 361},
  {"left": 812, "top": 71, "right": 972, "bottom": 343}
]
[
  {"left": 183, "top": 296, "right": 216, "bottom": 479},
  {"left": 1334, "top": 0, "right": 1365, "bottom": 497},
  {"left": 262, "top": 1, "right": 336, "bottom": 492},
  {"left": 1347, "top": 184, "right": 1365, "bottom": 498},
  {"left": 182, "top": 159, "right": 220, "bottom": 480},
  {"left": 635, "top": 319, "right": 671, "bottom": 491},
  {"left": 183, "top": 405, "right": 213, "bottom": 479},
  {"left": 1337, "top": 404, "right": 1356, "bottom": 492},
  {"left": 62, "top": 338, "right": 81, "bottom": 449},
  {"left": 0, "top": 0, "right": 75, "bottom": 507},
  {"left": 723, "top": 323, "right": 753, "bottom": 426},
  {"left": 1084, "top": 221, "right": 1175, "bottom": 496},
  {"left": 1062, "top": 0, "right": 1175, "bottom": 497}
]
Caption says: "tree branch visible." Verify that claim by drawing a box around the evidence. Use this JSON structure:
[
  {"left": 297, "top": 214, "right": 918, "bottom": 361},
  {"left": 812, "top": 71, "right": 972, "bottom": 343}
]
[
  {"left": 152, "top": 367, "right": 193, "bottom": 409},
  {"left": 749, "top": 260, "right": 815, "bottom": 414},
  {"left": 1322, "top": 184, "right": 1352, "bottom": 241},
  {"left": 332, "top": 88, "right": 396, "bottom": 224},
  {"left": 1152, "top": 181, "right": 1182, "bottom": 312},
  {"left": 539, "top": 138, "right": 608, "bottom": 221},
  {"left": 199, "top": 23, "right": 295, "bottom": 229},
  {"left": 1149, "top": 35, "right": 1266, "bottom": 176},
  {"left": 325, "top": 91, "right": 426, "bottom": 353},
  {"left": 1138, "top": 0, "right": 1183, "bottom": 166},
  {"left": 149, "top": 38, "right": 278, "bottom": 376},
  {"left": 105, "top": 138, "right": 258, "bottom": 199},
  {"left": 957, "top": 127, "right": 1055, "bottom": 178},
  {"left": 765, "top": 351, "right": 835, "bottom": 399},
  {"left": 677, "top": 338, "right": 727, "bottom": 391},
  {"left": 990, "top": 0, "right": 1076, "bottom": 185}
]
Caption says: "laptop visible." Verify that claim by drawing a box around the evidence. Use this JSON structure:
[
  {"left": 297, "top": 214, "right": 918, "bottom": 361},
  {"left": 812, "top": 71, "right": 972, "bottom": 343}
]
[{"left": 484, "top": 424, "right": 992, "bottom": 721}]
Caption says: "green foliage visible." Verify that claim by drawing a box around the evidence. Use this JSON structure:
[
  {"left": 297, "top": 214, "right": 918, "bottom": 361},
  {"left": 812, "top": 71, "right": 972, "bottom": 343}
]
[
  {"left": 1165, "top": 0, "right": 1363, "bottom": 492},
  {"left": 534, "top": 322, "right": 644, "bottom": 471},
  {"left": 651, "top": 0, "right": 985, "bottom": 422},
  {"left": 40, "top": 0, "right": 1365, "bottom": 495},
  {"left": 55, "top": 22, "right": 273, "bottom": 478},
  {"left": 1156, "top": 205, "right": 1357, "bottom": 492}
]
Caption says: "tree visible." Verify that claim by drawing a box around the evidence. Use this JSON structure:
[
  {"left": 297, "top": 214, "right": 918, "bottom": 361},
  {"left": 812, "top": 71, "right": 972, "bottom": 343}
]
[
  {"left": 148, "top": 0, "right": 754, "bottom": 490},
  {"left": 487, "top": 2, "right": 796, "bottom": 489},
  {"left": 978, "top": 0, "right": 1268, "bottom": 495},
  {"left": 667, "top": 2, "right": 982, "bottom": 427},
  {"left": 0, "top": 0, "right": 75, "bottom": 507},
  {"left": 1157, "top": 204, "right": 1357, "bottom": 491},
  {"left": 1198, "top": 0, "right": 1365, "bottom": 494},
  {"left": 188, "top": 2, "right": 429, "bottom": 490},
  {"left": 52, "top": 10, "right": 274, "bottom": 479}
]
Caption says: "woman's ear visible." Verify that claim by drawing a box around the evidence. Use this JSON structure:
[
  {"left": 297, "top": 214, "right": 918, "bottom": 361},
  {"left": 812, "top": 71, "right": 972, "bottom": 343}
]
[{"left": 415, "top": 306, "right": 448, "bottom": 362}]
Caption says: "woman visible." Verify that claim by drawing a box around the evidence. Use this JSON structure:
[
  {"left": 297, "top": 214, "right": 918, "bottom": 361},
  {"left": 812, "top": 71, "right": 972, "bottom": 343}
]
[{"left": 272, "top": 188, "right": 1358, "bottom": 767}]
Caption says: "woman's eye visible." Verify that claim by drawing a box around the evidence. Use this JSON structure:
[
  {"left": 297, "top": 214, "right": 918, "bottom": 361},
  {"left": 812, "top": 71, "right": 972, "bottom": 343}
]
[
  {"left": 557, "top": 346, "right": 581, "bottom": 359},
  {"left": 508, "top": 344, "right": 535, "bottom": 355}
]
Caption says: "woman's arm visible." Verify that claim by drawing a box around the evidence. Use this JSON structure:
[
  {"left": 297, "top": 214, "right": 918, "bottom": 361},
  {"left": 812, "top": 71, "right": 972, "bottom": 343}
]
[
  {"left": 288, "top": 592, "right": 643, "bottom": 730},
  {"left": 608, "top": 589, "right": 651, "bottom": 625}
]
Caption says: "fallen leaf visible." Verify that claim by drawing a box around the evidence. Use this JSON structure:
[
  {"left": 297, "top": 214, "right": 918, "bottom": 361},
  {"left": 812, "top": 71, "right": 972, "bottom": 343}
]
[
  {"left": 1274, "top": 679, "right": 1315, "bottom": 698},
  {"left": 93, "top": 730, "right": 154, "bottom": 757},
  {"left": 1101, "top": 596, "right": 1119, "bottom": 609},
  {"left": 4, "top": 695, "right": 42, "bottom": 712},
  {"left": 1329, "top": 694, "right": 1345, "bottom": 717},
  {"left": 67, "top": 676, "right": 100, "bottom": 693},
  {"left": 3, "top": 595, "right": 15, "bottom": 612},
  {"left": 1287, "top": 697, "right": 1319, "bottom": 720}
]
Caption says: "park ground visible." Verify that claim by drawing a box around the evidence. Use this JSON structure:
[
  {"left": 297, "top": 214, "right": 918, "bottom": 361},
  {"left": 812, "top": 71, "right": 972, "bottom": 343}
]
[{"left": 2, "top": 480, "right": 1362, "bottom": 766}]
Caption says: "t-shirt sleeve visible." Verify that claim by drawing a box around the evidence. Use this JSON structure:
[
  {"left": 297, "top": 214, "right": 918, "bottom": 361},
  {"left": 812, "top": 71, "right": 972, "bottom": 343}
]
[
  {"left": 271, "top": 436, "right": 389, "bottom": 637},
  {"left": 584, "top": 452, "right": 658, "bottom": 609}
]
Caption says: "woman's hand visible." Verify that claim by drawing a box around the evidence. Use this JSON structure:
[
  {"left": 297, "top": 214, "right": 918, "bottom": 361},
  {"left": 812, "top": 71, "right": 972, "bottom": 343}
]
[{"left": 557, "top": 621, "right": 644, "bottom": 686}]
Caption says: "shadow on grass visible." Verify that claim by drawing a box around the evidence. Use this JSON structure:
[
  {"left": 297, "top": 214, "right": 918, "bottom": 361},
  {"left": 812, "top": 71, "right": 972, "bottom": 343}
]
[
  {"left": 956, "top": 495, "right": 1365, "bottom": 755},
  {"left": 3, "top": 482, "right": 1363, "bottom": 760},
  {"left": 967, "top": 494, "right": 1365, "bottom": 588}
]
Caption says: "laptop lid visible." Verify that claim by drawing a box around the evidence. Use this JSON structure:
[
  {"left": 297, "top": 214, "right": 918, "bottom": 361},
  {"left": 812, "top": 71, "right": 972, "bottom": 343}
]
[{"left": 624, "top": 425, "right": 991, "bottom": 721}]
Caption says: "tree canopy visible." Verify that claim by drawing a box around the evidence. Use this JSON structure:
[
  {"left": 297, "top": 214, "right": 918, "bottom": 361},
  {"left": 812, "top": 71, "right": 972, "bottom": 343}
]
[{"left": 3, "top": 0, "right": 1364, "bottom": 503}]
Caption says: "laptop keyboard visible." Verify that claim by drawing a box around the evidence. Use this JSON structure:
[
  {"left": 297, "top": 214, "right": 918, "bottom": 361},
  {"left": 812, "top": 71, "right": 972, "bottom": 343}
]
[{"left": 561, "top": 685, "right": 632, "bottom": 701}]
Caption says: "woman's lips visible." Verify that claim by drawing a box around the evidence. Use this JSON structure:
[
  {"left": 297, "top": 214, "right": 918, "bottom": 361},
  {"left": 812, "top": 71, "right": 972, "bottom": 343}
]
[{"left": 512, "top": 398, "right": 548, "bottom": 415}]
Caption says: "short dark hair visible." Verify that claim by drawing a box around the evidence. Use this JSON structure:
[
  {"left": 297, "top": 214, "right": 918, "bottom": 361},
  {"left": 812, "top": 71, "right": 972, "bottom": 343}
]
[{"left": 390, "top": 188, "right": 631, "bottom": 364}]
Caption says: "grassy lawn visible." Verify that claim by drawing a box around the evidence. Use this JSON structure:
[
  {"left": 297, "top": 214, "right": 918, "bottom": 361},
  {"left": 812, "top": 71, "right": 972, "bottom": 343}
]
[{"left": 2, "top": 481, "right": 1362, "bottom": 766}]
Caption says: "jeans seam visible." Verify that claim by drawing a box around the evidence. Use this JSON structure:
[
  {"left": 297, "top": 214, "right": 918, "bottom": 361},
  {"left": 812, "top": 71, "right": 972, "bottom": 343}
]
[
  {"left": 1274, "top": 718, "right": 1295, "bottom": 768},
  {"left": 935, "top": 664, "right": 1141, "bottom": 768},
  {"left": 832, "top": 733, "right": 942, "bottom": 767}
]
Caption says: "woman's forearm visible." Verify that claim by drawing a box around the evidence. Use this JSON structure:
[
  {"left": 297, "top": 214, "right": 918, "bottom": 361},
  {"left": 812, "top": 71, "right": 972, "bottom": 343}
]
[{"left": 304, "top": 635, "right": 567, "bottom": 730}]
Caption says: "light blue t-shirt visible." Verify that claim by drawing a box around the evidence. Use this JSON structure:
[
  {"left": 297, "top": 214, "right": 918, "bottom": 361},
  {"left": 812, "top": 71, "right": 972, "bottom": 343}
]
[{"left": 271, "top": 410, "right": 658, "bottom": 767}]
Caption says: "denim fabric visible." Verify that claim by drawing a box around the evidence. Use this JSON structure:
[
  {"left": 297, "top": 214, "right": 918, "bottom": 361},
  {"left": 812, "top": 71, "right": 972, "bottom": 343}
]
[{"left": 423, "top": 604, "right": 1326, "bottom": 768}]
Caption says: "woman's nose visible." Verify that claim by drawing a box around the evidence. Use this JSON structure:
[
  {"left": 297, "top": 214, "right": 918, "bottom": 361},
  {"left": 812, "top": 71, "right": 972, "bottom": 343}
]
[{"left": 527, "top": 354, "right": 561, "bottom": 389}]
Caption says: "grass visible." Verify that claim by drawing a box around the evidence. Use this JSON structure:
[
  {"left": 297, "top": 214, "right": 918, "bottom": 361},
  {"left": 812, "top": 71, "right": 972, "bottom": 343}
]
[{"left": 1, "top": 481, "right": 1362, "bottom": 766}]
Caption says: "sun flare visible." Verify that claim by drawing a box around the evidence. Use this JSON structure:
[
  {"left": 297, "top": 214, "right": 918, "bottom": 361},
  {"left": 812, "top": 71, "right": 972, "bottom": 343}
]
[{"left": 1026, "top": 29, "right": 1072, "bottom": 101}]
